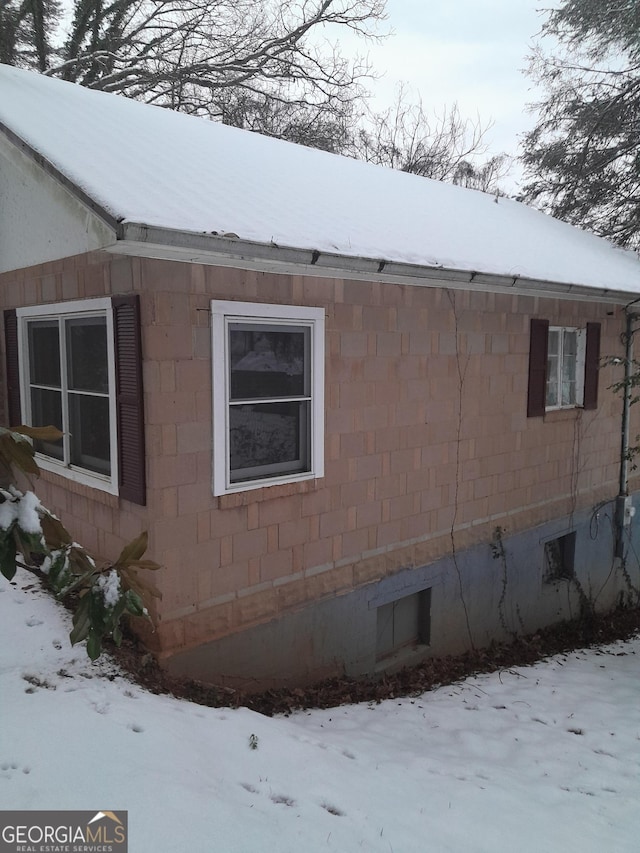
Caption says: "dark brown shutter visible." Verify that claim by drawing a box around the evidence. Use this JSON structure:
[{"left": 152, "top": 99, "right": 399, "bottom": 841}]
[
  {"left": 4, "top": 309, "right": 22, "bottom": 427},
  {"left": 112, "top": 295, "right": 146, "bottom": 505},
  {"left": 527, "top": 318, "right": 549, "bottom": 417},
  {"left": 583, "top": 322, "right": 601, "bottom": 410}
]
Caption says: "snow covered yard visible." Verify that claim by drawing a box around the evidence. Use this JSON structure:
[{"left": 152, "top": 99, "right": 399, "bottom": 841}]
[{"left": 2, "top": 567, "right": 639, "bottom": 853}]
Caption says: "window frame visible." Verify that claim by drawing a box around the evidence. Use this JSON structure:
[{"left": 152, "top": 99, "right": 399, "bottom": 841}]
[
  {"left": 527, "top": 319, "right": 601, "bottom": 417},
  {"left": 545, "top": 325, "right": 586, "bottom": 411},
  {"left": 16, "top": 298, "right": 119, "bottom": 495},
  {"left": 211, "top": 300, "right": 325, "bottom": 496},
  {"left": 543, "top": 531, "right": 576, "bottom": 583},
  {"left": 375, "top": 588, "right": 431, "bottom": 662}
]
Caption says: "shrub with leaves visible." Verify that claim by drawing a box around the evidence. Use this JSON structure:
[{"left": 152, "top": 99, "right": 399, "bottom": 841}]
[{"left": 0, "top": 425, "right": 160, "bottom": 660}]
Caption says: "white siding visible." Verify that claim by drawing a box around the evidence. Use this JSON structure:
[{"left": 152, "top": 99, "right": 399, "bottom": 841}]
[{"left": 0, "top": 135, "right": 116, "bottom": 274}]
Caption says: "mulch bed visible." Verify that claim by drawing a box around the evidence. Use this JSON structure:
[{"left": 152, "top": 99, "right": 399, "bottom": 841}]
[{"left": 108, "top": 604, "right": 640, "bottom": 717}]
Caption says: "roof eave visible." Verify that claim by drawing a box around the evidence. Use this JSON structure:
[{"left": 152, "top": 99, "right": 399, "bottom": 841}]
[{"left": 111, "top": 222, "right": 637, "bottom": 306}]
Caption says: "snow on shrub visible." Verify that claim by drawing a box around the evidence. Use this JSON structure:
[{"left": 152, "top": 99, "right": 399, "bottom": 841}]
[{"left": 0, "top": 425, "right": 160, "bottom": 660}]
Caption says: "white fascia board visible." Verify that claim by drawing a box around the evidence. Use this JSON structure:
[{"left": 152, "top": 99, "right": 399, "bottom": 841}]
[{"left": 110, "top": 222, "right": 640, "bottom": 306}]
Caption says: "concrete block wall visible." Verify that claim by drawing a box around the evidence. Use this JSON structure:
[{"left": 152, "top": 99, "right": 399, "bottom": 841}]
[
  {"left": 1, "top": 251, "right": 637, "bottom": 684},
  {"left": 164, "top": 498, "right": 637, "bottom": 689},
  {"left": 0, "top": 253, "right": 150, "bottom": 567}
]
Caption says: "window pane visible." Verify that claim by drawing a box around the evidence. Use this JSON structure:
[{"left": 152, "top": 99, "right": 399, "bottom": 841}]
[
  {"left": 561, "top": 379, "right": 576, "bottom": 406},
  {"left": 561, "top": 331, "right": 577, "bottom": 405},
  {"left": 229, "top": 401, "right": 309, "bottom": 481},
  {"left": 229, "top": 325, "right": 308, "bottom": 400},
  {"left": 376, "top": 590, "right": 431, "bottom": 661},
  {"left": 66, "top": 317, "right": 109, "bottom": 393},
  {"left": 376, "top": 600, "right": 395, "bottom": 659},
  {"left": 30, "top": 388, "right": 63, "bottom": 460},
  {"left": 546, "top": 330, "right": 579, "bottom": 408},
  {"left": 544, "top": 533, "right": 576, "bottom": 582},
  {"left": 546, "top": 353, "right": 559, "bottom": 407},
  {"left": 563, "top": 330, "right": 577, "bottom": 357},
  {"left": 28, "top": 321, "right": 61, "bottom": 387},
  {"left": 68, "top": 393, "right": 111, "bottom": 475}
]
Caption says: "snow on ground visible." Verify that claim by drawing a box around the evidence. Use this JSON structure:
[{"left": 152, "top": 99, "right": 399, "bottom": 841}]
[{"left": 2, "top": 567, "right": 639, "bottom": 852}]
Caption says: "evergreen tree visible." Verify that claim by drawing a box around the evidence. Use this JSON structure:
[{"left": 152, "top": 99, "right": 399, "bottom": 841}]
[
  {"left": 0, "top": 0, "right": 61, "bottom": 70},
  {"left": 522, "top": 0, "right": 640, "bottom": 249}
]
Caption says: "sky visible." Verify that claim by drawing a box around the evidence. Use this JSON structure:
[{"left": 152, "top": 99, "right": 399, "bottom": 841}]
[
  {"left": 343, "top": 0, "right": 554, "bottom": 189},
  {"left": 2, "top": 564, "right": 639, "bottom": 852}
]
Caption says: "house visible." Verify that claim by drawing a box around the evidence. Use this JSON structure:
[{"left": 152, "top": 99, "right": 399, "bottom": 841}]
[{"left": 1, "top": 63, "right": 640, "bottom": 689}]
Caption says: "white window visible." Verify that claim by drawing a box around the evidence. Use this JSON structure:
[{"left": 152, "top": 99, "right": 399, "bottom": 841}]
[
  {"left": 546, "top": 327, "right": 586, "bottom": 410},
  {"left": 211, "top": 300, "right": 325, "bottom": 496},
  {"left": 17, "top": 298, "right": 118, "bottom": 494}
]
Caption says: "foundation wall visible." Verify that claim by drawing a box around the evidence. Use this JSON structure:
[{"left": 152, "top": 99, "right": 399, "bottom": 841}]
[{"left": 165, "top": 499, "right": 639, "bottom": 689}]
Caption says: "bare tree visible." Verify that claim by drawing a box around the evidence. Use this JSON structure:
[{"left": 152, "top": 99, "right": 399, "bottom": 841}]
[
  {"left": 1, "top": 2, "right": 508, "bottom": 189},
  {"left": 215, "top": 85, "right": 354, "bottom": 151},
  {"left": 1, "top": 0, "right": 385, "bottom": 127},
  {"left": 452, "top": 154, "right": 510, "bottom": 194},
  {"left": 349, "top": 84, "right": 510, "bottom": 191}
]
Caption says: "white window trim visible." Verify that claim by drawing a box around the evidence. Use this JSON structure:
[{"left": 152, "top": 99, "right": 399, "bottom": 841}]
[
  {"left": 546, "top": 326, "right": 586, "bottom": 411},
  {"left": 211, "top": 300, "right": 325, "bottom": 496},
  {"left": 16, "top": 298, "right": 119, "bottom": 495}
]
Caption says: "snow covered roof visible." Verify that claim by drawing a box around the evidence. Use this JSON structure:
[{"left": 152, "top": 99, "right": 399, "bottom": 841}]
[{"left": 1, "top": 63, "right": 640, "bottom": 298}]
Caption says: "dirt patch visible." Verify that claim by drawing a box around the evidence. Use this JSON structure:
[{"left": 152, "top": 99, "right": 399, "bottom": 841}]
[{"left": 108, "top": 605, "right": 640, "bottom": 716}]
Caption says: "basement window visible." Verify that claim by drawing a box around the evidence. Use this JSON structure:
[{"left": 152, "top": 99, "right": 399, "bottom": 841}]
[
  {"left": 544, "top": 532, "right": 576, "bottom": 582},
  {"left": 376, "top": 588, "right": 431, "bottom": 661}
]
